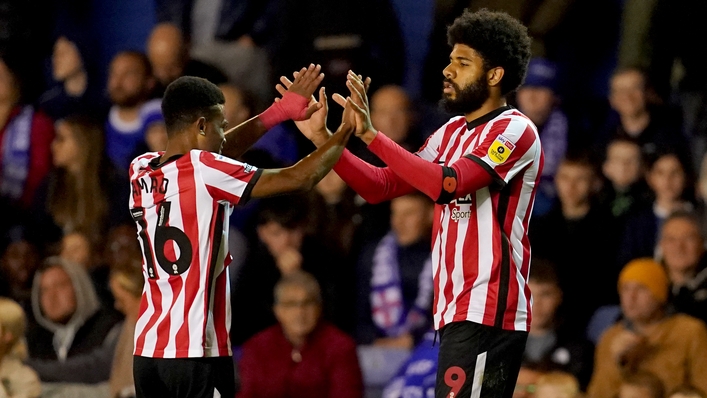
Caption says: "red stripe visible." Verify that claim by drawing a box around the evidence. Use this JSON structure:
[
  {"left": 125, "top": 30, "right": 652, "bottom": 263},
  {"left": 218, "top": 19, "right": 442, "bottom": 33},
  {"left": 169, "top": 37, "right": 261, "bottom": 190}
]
[
  {"left": 451, "top": 136, "right": 483, "bottom": 322},
  {"left": 495, "top": 125, "right": 536, "bottom": 180},
  {"left": 200, "top": 202, "right": 220, "bottom": 350},
  {"left": 200, "top": 151, "right": 252, "bottom": 180},
  {"left": 212, "top": 270, "right": 229, "bottom": 355},
  {"left": 523, "top": 149, "right": 544, "bottom": 330},
  {"left": 431, "top": 207, "right": 443, "bottom": 318},
  {"left": 148, "top": 167, "right": 176, "bottom": 354},
  {"left": 501, "top": 176, "right": 524, "bottom": 328},
  {"left": 433, "top": 118, "right": 467, "bottom": 163},
  {"left": 175, "top": 155, "right": 200, "bottom": 352},
  {"left": 482, "top": 193, "right": 502, "bottom": 325},
  {"left": 206, "top": 185, "right": 242, "bottom": 205}
]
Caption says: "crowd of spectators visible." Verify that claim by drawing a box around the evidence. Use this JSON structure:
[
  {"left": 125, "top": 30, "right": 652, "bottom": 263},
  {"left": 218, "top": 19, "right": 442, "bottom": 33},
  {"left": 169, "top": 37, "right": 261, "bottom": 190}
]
[{"left": 2, "top": 0, "right": 707, "bottom": 397}]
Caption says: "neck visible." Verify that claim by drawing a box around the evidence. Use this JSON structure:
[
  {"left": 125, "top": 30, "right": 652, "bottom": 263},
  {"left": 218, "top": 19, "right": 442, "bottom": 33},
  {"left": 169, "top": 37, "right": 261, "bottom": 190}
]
[
  {"left": 161, "top": 134, "right": 193, "bottom": 161},
  {"left": 655, "top": 198, "right": 682, "bottom": 214},
  {"left": 116, "top": 105, "right": 141, "bottom": 123},
  {"left": 669, "top": 267, "right": 697, "bottom": 287},
  {"left": 320, "top": 192, "right": 343, "bottom": 205},
  {"left": 464, "top": 96, "right": 506, "bottom": 123},
  {"left": 286, "top": 333, "right": 306, "bottom": 349},
  {"left": 561, "top": 201, "right": 590, "bottom": 219},
  {"left": 633, "top": 310, "right": 664, "bottom": 334},
  {"left": 64, "top": 70, "right": 88, "bottom": 96},
  {"left": 620, "top": 111, "right": 650, "bottom": 136},
  {"left": 528, "top": 324, "right": 552, "bottom": 337}
]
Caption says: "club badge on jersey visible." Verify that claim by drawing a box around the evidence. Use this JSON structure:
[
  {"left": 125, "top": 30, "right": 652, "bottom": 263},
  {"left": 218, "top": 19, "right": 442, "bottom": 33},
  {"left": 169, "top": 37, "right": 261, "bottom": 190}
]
[{"left": 487, "top": 134, "right": 515, "bottom": 164}]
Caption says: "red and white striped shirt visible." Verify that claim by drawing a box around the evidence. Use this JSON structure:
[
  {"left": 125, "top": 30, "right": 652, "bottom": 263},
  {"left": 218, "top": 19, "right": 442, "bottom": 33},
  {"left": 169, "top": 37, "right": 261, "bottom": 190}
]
[
  {"left": 128, "top": 150, "right": 260, "bottom": 358},
  {"left": 416, "top": 106, "right": 543, "bottom": 332}
]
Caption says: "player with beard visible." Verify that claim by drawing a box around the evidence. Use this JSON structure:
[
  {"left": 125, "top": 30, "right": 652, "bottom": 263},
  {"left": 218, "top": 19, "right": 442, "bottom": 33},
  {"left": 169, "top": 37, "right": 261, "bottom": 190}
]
[
  {"left": 284, "top": 8, "right": 543, "bottom": 397},
  {"left": 104, "top": 51, "right": 167, "bottom": 172}
]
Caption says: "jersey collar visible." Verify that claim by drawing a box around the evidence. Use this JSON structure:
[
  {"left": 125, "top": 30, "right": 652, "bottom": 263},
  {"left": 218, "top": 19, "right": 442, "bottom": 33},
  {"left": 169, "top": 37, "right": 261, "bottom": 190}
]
[{"left": 466, "top": 105, "right": 513, "bottom": 131}]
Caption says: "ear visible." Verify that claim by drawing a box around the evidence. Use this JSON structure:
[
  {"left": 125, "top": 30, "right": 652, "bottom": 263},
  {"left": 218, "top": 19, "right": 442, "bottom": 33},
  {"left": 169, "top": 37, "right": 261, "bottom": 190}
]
[
  {"left": 487, "top": 67, "right": 504, "bottom": 87},
  {"left": 196, "top": 117, "right": 207, "bottom": 134}
]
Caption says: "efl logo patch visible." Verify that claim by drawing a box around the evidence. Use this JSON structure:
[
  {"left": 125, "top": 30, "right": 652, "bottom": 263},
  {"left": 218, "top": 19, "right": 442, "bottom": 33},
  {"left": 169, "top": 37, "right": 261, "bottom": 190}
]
[{"left": 487, "top": 134, "right": 515, "bottom": 164}]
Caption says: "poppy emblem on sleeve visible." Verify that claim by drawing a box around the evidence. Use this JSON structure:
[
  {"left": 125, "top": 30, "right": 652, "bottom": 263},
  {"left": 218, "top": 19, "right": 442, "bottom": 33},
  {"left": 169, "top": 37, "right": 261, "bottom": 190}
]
[{"left": 443, "top": 176, "right": 457, "bottom": 193}]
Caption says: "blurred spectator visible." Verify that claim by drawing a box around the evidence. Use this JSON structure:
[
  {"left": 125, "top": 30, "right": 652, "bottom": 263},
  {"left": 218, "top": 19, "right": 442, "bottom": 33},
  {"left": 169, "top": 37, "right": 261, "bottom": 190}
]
[
  {"left": 587, "top": 258, "right": 707, "bottom": 397},
  {"left": 219, "top": 82, "right": 299, "bottom": 166},
  {"left": 309, "top": 170, "right": 362, "bottom": 260},
  {"left": 646, "top": 0, "right": 707, "bottom": 173},
  {"left": 668, "top": 386, "right": 707, "bottom": 398},
  {"left": 514, "top": 363, "right": 547, "bottom": 398},
  {"left": 154, "top": 0, "right": 278, "bottom": 107},
  {"left": 381, "top": 329, "right": 438, "bottom": 398},
  {"left": 236, "top": 271, "right": 363, "bottom": 398},
  {"left": 0, "top": 51, "right": 55, "bottom": 241},
  {"left": 618, "top": 370, "right": 665, "bottom": 398},
  {"left": 349, "top": 84, "right": 423, "bottom": 168},
  {"left": 145, "top": 22, "right": 228, "bottom": 98},
  {"left": 108, "top": 262, "right": 143, "bottom": 398},
  {"left": 617, "top": 150, "right": 694, "bottom": 267},
  {"left": 598, "top": 137, "right": 652, "bottom": 226},
  {"left": 523, "top": 258, "right": 594, "bottom": 390},
  {"left": 513, "top": 57, "right": 568, "bottom": 216},
  {"left": 272, "top": 0, "right": 404, "bottom": 127},
  {"left": 356, "top": 192, "right": 434, "bottom": 348},
  {"left": 59, "top": 231, "right": 115, "bottom": 313},
  {"left": 230, "top": 194, "right": 348, "bottom": 345},
  {"left": 0, "top": 239, "right": 40, "bottom": 311},
  {"left": 37, "top": 31, "right": 107, "bottom": 122},
  {"left": 30, "top": 113, "right": 131, "bottom": 248},
  {"left": 596, "top": 66, "right": 686, "bottom": 164},
  {"left": 102, "top": 224, "right": 142, "bottom": 272},
  {"left": 25, "top": 256, "right": 122, "bottom": 384},
  {"left": 104, "top": 51, "right": 165, "bottom": 172},
  {"left": 534, "top": 371, "right": 581, "bottom": 398},
  {"left": 0, "top": 297, "right": 41, "bottom": 398},
  {"left": 657, "top": 211, "right": 707, "bottom": 325},
  {"left": 529, "top": 154, "right": 621, "bottom": 335}
]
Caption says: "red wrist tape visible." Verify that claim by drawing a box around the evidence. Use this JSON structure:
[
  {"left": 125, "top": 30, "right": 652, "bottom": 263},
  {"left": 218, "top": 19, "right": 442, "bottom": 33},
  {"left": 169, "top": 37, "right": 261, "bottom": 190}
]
[{"left": 259, "top": 92, "right": 309, "bottom": 129}]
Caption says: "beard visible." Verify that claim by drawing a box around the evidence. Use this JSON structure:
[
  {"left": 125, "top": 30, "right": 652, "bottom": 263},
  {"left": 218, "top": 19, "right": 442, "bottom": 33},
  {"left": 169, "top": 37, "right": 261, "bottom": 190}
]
[
  {"left": 109, "top": 89, "right": 146, "bottom": 108},
  {"left": 439, "top": 74, "right": 490, "bottom": 115}
]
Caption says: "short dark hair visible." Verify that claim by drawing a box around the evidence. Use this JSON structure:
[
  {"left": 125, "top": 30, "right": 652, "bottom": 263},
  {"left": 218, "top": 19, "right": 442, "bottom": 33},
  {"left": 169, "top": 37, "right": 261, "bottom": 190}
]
[
  {"left": 447, "top": 8, "right": 532, "bottom": 96},
  {"left": 161, "top": 76, "right": 225, "bottom": 134},
  {"left": 256, "top": 194, "right": 310, "bottom": 230}
]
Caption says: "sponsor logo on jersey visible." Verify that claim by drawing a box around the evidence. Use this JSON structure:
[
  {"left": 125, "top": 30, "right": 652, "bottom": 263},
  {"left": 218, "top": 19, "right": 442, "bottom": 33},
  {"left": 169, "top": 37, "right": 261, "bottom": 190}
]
[{"left": 488, "top": 134, "right": 515, "bottom": 164}]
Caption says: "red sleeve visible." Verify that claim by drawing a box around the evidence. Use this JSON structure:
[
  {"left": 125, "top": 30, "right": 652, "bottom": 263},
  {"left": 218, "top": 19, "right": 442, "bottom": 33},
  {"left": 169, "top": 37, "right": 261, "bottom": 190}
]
[
  {"left": 326, "top": 333, "right": 364, "bottom": 398},
  {"left": 21, "top": 111, "right": 55, "bottom": 208},
  {"left": 367, "top": 132, "right": 493, "bottom": 204},
  {"left": 333, "top": 149, "right": 416, "bottom": 203}
]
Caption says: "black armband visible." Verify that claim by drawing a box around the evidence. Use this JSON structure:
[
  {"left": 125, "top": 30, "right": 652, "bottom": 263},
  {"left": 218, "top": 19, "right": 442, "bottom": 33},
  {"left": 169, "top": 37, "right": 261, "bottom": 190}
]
[{"left": 437, "top": 166, "right": 458, "bottom": 204}]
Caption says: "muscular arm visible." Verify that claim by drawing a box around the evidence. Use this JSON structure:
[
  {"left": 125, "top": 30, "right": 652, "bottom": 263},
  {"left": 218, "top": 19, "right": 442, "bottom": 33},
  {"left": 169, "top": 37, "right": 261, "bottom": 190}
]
[
  {"left": 220, "top": 115, "right": 270, "bottom": 159},
  {"left": 250, "top": 120, "right": 355, "bottom": 198},
  {"left": 365, "top": 132, "right": 494, "bottom": 204}
]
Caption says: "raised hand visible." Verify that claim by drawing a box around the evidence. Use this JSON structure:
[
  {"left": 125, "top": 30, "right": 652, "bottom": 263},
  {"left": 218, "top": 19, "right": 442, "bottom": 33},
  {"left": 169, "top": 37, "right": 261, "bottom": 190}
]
[
  {"left": 334, "top": 71, "right": 376, "bottom": 143},
  {"left": 277, "top": 72, "right": 330, "bottom": 147},
  {"left": 259, "top": 64, "right": 324, "bottom": 130}
]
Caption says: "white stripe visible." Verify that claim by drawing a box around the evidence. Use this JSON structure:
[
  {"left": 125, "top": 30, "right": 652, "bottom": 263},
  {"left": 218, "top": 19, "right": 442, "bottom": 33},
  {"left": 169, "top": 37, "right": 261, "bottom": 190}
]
[
  {"left": 134, "top": 270, "right": 155, "bottom": 354},
  {"left": 200, "top": 162, "right": 250, "bottom": 197},
  {"left": 434, "top": 208, "right": 450, "bottom": 327},
  {"left": 470, "top": 351, "right": 487, "bottom": 398},
  {"left": 467, "top": 188, "right": 492, "bottom": 323}
]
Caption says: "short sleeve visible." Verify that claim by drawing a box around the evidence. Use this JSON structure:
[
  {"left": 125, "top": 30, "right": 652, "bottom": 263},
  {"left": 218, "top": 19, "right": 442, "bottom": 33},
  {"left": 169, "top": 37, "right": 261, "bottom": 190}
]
[
  {"left": 198, "top": 151, "right": 262, "bottom": 205},
  {"left": 467, "top": 116, "right": 539, "bottom": 186}
]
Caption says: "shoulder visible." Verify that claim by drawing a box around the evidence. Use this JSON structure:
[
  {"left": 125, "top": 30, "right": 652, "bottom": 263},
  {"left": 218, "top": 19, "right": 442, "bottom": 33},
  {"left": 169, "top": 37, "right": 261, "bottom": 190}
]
[
  {"left": 668, "top": 313, "right": 707, "bottom": 333},
  {"left": 243, "top": 325, "right": 282, "bottom": 351},
  {"left": 140, "top": 99, "right": 163, "bottom": 116},
  {"left": 318, "top": 323, "right": 357, "bottom": 351}
]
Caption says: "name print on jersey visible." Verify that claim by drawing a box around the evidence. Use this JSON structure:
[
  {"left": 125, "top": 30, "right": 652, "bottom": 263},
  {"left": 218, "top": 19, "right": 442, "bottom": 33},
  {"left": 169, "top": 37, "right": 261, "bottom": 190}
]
[{"left": 132, "top": 176, "right": 170, "bottom": 198}]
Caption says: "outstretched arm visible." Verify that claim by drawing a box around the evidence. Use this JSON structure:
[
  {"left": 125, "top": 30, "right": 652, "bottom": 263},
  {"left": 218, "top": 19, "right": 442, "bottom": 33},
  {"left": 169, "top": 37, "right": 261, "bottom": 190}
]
[
  {"left": 220, "top": 64, "right": 324, "bottom": 159},
  {"left": 342, "top": 72, "right": 494, "bottom": 203},
  {"left": 276, "top": 74, "right": 415, "bottom": 204},
  {"left": 249, "top": 99, "right": 358, "bottom": 198}
]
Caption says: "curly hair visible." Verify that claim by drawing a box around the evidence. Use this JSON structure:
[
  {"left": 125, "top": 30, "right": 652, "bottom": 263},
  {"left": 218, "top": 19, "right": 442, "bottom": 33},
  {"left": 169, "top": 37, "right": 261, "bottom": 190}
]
[{"left": 447, "top": 8, "right": 532, "bottom": 96}]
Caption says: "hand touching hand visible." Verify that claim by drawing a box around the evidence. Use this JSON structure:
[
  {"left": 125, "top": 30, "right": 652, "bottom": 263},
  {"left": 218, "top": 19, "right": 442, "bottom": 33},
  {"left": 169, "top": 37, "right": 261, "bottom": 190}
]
[
  {"left": 332, "top": 71, "right": 376, "bottom": 144},
  {"left": 277, "top": 72, "right": 330, "bottom": 147},
  {"left": 259, "top": 64, "right": 325, "bottom": 129}
]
